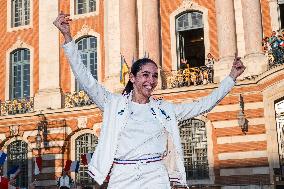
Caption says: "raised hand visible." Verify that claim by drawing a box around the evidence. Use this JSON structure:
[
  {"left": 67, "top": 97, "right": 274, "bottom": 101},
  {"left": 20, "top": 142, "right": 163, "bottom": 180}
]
[
  {"left": 229, "top": 53, "right": 246, "bottom": 80},
  {"left": 53, "top": 12, "right": 72, "bottom": 43}
]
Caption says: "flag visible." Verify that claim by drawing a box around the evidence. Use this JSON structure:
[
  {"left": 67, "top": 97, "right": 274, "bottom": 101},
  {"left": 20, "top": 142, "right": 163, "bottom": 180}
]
[
  {"left": 0, "top": 176, "right": 9, "bottom": 189},
  {"left": 34, "top": 156, "right": 42, "bottom": 175},
  {"left": 120, "top": 55, "right": 129, "bottom": 86},
  {"left": 64, "top": 160, "right": 72, "bottom": 172},
  {"left": 81, "top": 153, "right": 92, "bottom": 166},
  {"left": 70, "top": 161, "right": 80, "bottom": 173},
  {"left": 0, "top": 151, "right": 7, "bottom": 165},
  {"left": 7, "top": 165, "right": 20, "bottom": 178}
]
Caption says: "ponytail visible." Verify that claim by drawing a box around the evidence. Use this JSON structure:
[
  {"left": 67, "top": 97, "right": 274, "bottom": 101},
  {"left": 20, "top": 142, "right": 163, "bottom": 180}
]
[{"left": 122, "top": 80, "right": 133, "bottom": 95}]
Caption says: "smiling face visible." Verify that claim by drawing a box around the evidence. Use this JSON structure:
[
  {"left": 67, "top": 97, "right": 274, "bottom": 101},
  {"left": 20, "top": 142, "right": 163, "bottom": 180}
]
[{"left": 130, "top": 62, "right": 158, "bottom": 103}]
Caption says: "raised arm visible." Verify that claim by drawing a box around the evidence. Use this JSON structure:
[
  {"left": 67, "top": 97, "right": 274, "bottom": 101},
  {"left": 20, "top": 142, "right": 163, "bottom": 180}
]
[
  {"left": 174, "top": 55, "right": 246, "bottom": 122},
  {"left": 53, "top": 13, "right": 112, "bottom": 111}
]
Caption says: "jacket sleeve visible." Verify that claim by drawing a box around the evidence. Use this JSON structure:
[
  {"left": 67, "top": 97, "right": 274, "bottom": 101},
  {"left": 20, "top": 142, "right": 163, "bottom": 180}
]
[
  {"left": 63, "top": 40, "right": 112, "bottom": 111},
  {"left": 173, "top": 76, "right": 235, "bottom": 122}
]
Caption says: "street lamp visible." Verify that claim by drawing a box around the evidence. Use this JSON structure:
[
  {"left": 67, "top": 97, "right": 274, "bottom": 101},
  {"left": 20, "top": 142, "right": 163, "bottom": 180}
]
[
  {"left": 35, "top": 111, "right": 48, "bottom": 149},
  {"left": 36, "top": 129, "right": 42, "bottom": 149},
  {"left": 238, "top": 94, "right": 248, "bottom": 133}
]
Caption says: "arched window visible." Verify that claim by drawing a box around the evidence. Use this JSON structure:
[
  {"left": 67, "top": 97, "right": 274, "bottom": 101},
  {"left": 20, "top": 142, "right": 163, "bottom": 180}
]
[
  {"left": 75, "top": 0, "right": 96, "bottom": 15},
  {"left": 7, "top": 140, "right": 28, "bottom": 188},
  {"left": 176, "top": 12, "right": 205, "bottom": 69},
  {"left": 11, "top": 0, "right": 30, "bottom": 27},
  {"left": 179, "top": 118, "right": 209, "bottom": 180},
  {"left": 75, "top": 133, "right": 98, "bottom": 186},
  {"left": 10, "top": 48, "right": 30, "bottom": 99},
  {"left": 75, "top": 36, "right": 97, "bottom": 91}
]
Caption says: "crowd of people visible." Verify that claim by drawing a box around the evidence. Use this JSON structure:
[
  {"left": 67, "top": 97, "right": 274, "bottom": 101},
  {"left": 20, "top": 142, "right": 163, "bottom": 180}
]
[
  {"left": 166, "top": 54, "right": 216, "bottom": 88},
  {"left": 262, "top": 30, "right": 284, "bottom": 67}
]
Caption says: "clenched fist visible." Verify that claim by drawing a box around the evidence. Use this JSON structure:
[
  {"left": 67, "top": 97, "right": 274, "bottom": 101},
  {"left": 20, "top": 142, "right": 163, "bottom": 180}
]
[{"left": 53, "top": 12, "right": 73, "bottom": 43}]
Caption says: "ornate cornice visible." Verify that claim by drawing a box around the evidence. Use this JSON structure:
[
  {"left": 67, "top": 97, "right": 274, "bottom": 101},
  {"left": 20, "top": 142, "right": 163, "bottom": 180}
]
[
  {"left": 77, "top": 117, "right": 87, "bottom": 129},
  {"left": 74, "top": 24, "right": 96, "bottom": 40},
  {"left": 181, "top": 0, "right": 194, "bottom": 9},
  {"left": 8, "top": 37, "right": 31, "bottom": 52}
]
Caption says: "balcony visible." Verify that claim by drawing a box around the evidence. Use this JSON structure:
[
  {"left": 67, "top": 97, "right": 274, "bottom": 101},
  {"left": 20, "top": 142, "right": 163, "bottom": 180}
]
[
  {"left": 161, "top": 66, "right": 214, "bottom": 89},
  {"left": 64, "top": 90, "right": 94, "bottom": 108},
  {"left": 263, "top": 31, "right": 284, "bottom": 69},
  {"left": 0, "top": 97, "right": 34, "bottom": 116}
]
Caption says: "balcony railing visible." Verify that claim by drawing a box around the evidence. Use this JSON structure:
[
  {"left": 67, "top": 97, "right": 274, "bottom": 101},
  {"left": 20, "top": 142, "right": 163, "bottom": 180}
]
[
  {"left": 0, "top": 97, "right": 34, "bottom": 116},
  {"left": 161, "top": 66, "right": 214, "bottom": 89},
  {"left": 263, "top": 30, "right": 284, "bottom": 69},
  {"left": 64, "top": 90, "right": 94, "bottom": 108}
]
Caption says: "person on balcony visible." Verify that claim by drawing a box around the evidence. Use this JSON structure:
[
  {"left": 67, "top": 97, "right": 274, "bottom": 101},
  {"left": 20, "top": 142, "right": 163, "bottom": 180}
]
[
  {"left": 179, "top": 58, "right": 188, "bottom": 70},
  {"left": 53, "top": 12, "right": 246, "bottom": 189},
  {"left": 205, "top": 53, "right": 216, "bottom": 83},
  {"left": 269, "top": 31, "right": 284, "bottom": 64}
]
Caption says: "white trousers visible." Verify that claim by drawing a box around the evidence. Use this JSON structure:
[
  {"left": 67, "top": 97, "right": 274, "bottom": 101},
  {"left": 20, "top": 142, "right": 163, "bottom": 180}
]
[{"left": 108, "top": 161, "right": 171, "bottom": 189}]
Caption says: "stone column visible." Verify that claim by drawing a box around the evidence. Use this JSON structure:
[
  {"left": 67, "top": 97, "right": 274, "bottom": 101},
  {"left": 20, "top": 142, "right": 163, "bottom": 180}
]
[
  {"left": 241, "top": 0, "right": 266, "bottom": 76},
  {"left": 34, "top": 0, "right": 62, "bottom": 110},
  {"left": 104, "top": 0, "right": 122, "bottom": 92},
  {"left": 119, "top": 0, "right": 138, "bottom": 65},
  {"left": 214, "top": 0, "right": 237, "bottom": 81},
  {"left": 142, "top": 0, "right": 162, "bottom": 88},
  {"left": 142, "top": 0, "right": 161, "bottom": 65}
]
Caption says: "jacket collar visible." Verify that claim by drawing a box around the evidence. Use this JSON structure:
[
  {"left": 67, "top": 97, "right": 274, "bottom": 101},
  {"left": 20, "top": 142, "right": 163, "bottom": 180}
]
[{"left": 124, "top": 90, "right": 158, "bottom": 106}]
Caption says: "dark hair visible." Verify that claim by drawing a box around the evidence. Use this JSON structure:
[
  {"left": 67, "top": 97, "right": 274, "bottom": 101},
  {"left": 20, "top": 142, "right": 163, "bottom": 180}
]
[{"left": 122, "top": 58, "right": 157, "bottom": 95}]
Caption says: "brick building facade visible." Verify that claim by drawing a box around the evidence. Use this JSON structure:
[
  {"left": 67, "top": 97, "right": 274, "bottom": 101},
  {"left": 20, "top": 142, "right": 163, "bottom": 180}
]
[{"left": 0, "top": 0, "right": 284, "bottom": 188}]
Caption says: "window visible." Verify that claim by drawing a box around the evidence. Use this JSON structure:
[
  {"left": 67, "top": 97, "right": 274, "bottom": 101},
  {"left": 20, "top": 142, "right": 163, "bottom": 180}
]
[
  {"left": 75, "top": 36, "right": 97, "bottom": 91},
  {"left": 176, "top": 12, "right": 203, "bottom": 32},
  {"left": 7, "top": 140, "right": 28, "bottom": 188},
  {"left": 75, "top": 0, "right": 96, "bottom": 15},
  {"left": 179, "top": 119, "right": 209, "bottom": 180},
  {"left": 10, "top": 49, "right": 30, "bottom": 99},
  {"left": 176, "top": 12, "right": 205, "bottom": 68},
  {"left": 75, "top": 133, "right": 98, "bottom": 185},
  {"left": 11, "top": 0, "right": 30, "bottom": 27}
]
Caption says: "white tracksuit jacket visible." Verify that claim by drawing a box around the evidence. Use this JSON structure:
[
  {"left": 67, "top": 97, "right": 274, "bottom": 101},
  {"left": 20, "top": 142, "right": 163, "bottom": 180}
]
[{"left": 63, "top": 40, "right": 235, "bottom": 186}]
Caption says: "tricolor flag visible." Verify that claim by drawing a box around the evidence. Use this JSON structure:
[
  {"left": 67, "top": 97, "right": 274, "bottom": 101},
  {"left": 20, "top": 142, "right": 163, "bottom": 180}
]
[
  {"left": 0, "top": 151, "right": 7, "bottom": 165},
  {"left": 64, "top": 160, "right": 72, "bottom": 172},
  {"left": 81, "top": 153, "right": 93, "bottom": 166},
  {"left": 34, "top": 156, "right": 42, "bottom": 175},
  {"left": 70, "top": 160, "right": 80, "bottom": 173},
  {"left": 7, "top": 165, "right": 20, "bottom": 178}
]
